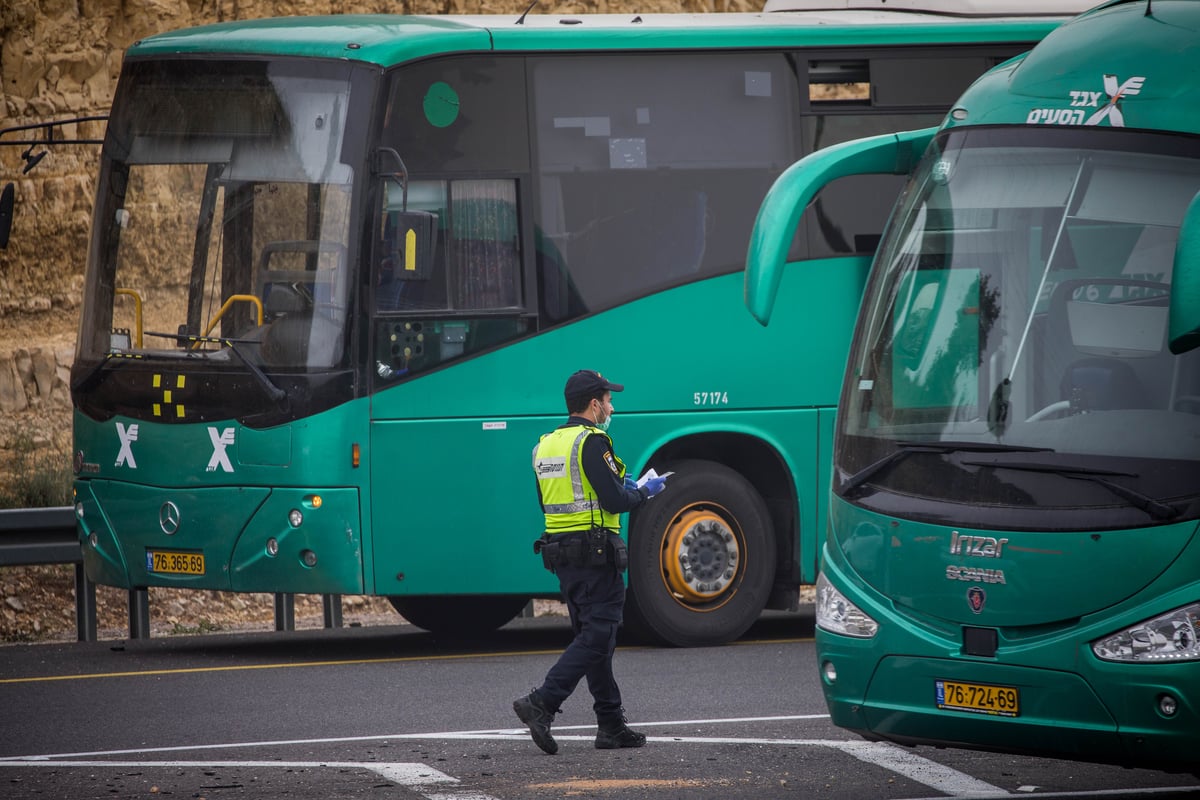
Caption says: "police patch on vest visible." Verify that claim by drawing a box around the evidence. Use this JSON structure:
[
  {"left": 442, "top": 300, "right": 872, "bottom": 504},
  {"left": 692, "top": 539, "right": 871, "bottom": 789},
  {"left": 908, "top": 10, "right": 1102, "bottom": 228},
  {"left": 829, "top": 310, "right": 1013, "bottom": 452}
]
[
  {"left": 535, "top": 456, "right": 567, "bottom": 479},
  {"left": 604, "top": 451, "right": 619, "bottom": 475}
]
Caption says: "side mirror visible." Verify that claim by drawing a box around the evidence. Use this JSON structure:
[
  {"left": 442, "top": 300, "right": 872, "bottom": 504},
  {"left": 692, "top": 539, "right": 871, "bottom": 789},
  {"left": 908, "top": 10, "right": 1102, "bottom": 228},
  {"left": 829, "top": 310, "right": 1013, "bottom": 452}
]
[
  {"left": 0, "top": 183, "right": 14, "bottom": 249},
  {"left": 1170, "top": 190, "right": 1200, "bottom": 354},
  {"left": 375, "top": 147, "right": 438, "bottom": 284},
  {"left": 385, "top": 210, "right": 438, "bottom": 281}
]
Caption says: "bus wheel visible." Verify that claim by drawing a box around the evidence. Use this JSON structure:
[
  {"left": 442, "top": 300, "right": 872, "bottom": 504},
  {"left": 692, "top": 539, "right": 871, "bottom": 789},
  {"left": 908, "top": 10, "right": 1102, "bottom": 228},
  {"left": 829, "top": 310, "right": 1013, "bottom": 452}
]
[
  {"left": 624, "top": 460, "right": 775, "bottom": 647},
  {"left": 387, "top": 595, "right": 529, "bottom": 638}
]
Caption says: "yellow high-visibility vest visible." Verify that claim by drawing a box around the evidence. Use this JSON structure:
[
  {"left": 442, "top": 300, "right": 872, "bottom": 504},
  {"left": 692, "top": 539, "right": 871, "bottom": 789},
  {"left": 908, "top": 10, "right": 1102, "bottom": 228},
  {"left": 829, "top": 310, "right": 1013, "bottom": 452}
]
[{"left": 532, "top": 424, "right": 625, "bottom": 533}]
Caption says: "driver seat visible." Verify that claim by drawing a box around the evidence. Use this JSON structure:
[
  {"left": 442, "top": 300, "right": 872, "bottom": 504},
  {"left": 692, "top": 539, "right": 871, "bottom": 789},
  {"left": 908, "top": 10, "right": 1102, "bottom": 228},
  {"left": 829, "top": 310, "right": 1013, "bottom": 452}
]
[{"left": 1060, "top": 357, "right": 1148, "bottom": 411}]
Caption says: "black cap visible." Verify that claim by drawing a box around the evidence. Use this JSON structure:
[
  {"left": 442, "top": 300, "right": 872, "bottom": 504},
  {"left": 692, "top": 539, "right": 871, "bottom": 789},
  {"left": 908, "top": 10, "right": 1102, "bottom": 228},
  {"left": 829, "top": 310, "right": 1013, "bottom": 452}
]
[{"left": 564, "top": 369, "right": 624, "bottom": 401}]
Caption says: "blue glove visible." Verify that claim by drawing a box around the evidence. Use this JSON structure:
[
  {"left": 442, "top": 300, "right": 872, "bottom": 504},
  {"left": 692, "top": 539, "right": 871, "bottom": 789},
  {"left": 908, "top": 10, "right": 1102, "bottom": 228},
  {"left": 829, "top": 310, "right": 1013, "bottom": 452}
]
[
  {"left": 643, "top": 476, "right": 667, "bottom": 497},
  {"left": 624, "top": 476, "right": 638, "bottom": 491}
]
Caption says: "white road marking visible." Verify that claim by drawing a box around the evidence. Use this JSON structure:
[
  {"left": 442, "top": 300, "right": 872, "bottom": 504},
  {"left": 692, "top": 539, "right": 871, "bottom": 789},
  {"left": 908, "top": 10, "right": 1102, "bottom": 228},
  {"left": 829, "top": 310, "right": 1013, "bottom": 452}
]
[
  {"left": 2, "top": 716, "right": 1195, "bottom": 799},
  {"left": 833, "top": 741, "right": 1004, "bottom": 796},
  {"left": 2, "top": 757, "right": 1192, "bottom": 800},
  {"left": 0, "top": 714, "right": 828, "bottom": 761},
  {"left": 0, "top": 734, "right": 998, "bottom": 797},
  {"left": 0, "top": 760, "right": 498, "bottom": 800}
]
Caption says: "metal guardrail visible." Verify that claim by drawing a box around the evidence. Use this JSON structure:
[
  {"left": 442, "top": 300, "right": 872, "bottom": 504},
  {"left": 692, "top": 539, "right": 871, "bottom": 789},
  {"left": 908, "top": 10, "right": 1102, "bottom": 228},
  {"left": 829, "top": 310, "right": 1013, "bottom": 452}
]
[
  {"left": 0, "top": 506, "right": 96, "bottom": 641},
  {"left": 0, "top": 506, "right": 343, "bottom": 641}
]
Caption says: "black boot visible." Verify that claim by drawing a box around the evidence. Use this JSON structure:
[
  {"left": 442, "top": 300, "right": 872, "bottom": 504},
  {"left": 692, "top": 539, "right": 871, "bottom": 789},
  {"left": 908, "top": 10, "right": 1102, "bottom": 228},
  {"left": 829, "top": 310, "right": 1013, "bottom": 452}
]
[
  {"left": 513, "top": 691, "right": 558, "bottom": 755},
  {"left": 595, "top": 712, "right": 646, "bottom": 750}
]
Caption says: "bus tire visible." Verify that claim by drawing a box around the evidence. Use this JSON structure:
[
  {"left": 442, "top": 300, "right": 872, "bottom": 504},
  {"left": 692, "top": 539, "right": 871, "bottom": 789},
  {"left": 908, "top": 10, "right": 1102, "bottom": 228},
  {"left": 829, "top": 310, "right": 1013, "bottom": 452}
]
[
  {"left": 624, "top": 459, "right": 775, "bottom": 647},
  {"left": 387, "top": 595, "right": 529, "bottom": 638}
]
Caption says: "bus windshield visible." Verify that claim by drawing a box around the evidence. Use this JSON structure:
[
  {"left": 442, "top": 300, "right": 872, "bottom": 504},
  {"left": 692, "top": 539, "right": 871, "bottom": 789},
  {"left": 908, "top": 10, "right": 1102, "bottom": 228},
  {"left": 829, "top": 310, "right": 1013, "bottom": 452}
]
[
  {"left": 839, "top": 127, "right": 1200, "bottom": 524},
  {"left": 78, "top": 59, "right": 359, "bottom": 370}
]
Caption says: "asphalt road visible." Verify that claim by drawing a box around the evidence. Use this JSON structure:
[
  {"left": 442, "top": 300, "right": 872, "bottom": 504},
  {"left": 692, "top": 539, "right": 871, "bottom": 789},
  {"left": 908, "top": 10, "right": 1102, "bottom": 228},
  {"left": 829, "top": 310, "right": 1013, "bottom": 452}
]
[{"left": 0, "top": 610, "right": 1197, "bottom": 800}]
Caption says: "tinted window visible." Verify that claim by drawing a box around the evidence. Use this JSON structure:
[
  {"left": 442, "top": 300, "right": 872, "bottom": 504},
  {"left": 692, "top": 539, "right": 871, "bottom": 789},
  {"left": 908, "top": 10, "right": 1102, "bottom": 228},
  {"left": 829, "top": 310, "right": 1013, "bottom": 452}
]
[
  {"left": 531, "top": 52, "right": 801, "bottom": 317},
  {"left": 380, "top": 57, "right": 529, "bottom": 174},
  {"left": 795, "top": 113, "right": 943, "bottom": 259}
]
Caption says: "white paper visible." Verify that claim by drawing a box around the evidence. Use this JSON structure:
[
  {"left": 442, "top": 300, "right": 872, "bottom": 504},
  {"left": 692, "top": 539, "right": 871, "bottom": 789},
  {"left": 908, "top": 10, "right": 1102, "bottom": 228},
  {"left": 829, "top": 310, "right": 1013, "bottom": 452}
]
[{"left": 636, "top": 468, "right": 675, "bottom": 488}]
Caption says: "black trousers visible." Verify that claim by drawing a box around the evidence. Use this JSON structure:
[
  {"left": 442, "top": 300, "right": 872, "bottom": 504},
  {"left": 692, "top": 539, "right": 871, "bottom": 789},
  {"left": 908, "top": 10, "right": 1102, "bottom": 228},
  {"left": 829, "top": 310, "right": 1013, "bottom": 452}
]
[{"left": 536, "top": 560, "right": 626, "bottom": 724}]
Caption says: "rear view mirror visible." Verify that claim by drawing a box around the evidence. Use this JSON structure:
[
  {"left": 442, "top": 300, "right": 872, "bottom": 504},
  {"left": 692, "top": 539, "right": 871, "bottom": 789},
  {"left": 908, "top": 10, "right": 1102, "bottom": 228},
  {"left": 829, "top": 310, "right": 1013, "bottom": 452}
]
[
  {"left": 1169, "top": 190, "right": 1200, "bottom": 354},
  {"left": 0, "top": 183, "right": 14, "bottom": 249}
]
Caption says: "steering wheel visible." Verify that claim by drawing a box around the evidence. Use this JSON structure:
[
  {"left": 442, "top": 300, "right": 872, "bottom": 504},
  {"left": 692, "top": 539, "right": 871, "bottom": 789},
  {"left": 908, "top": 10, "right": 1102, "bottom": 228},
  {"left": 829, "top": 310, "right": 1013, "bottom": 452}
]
[{"left": 1026, "top": 400, "right": 1071, "bottom": 422}]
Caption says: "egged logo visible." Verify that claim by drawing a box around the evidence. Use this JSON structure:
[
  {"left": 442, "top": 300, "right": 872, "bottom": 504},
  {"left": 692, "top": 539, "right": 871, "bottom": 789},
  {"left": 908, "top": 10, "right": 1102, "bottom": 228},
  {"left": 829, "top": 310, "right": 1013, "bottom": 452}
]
[
  {"left": 1086, "top": 74, "right": 1146, "bottom": 127},
  {"left": 1026, "top": 73, "right": 1146, "bottom": 128}
]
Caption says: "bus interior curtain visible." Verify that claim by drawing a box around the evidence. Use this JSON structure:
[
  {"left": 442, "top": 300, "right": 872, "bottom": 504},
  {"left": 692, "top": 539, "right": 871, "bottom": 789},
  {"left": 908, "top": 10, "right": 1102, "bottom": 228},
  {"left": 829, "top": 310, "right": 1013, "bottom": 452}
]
[{"left": 452, "top": 180, "right": 520, "bottom": 310}]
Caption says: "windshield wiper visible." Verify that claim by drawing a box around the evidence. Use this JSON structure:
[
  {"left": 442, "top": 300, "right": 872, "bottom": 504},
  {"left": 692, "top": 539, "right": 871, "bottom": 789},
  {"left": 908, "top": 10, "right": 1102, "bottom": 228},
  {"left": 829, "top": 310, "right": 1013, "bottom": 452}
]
[
  {"left": 143, "top": 330, "right": 289, "bottom": 410},
  {"left": 960, "top": 459, "right": 1178, "bottom": 522},
  {"left": 841, "top": 440, "right": 1055, "bottom": 494}
]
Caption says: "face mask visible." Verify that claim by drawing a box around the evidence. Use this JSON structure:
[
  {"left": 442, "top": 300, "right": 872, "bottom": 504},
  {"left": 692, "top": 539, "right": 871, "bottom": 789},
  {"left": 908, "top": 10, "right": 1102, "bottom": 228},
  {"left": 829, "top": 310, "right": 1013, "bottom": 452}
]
[{"left": 595, "top": 400, "right": 612, "bottom": 432}]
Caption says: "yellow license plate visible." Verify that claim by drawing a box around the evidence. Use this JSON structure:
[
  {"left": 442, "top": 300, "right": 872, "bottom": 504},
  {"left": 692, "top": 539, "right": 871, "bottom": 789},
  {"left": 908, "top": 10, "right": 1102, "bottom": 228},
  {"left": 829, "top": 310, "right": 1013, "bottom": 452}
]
[
  {"left": 936, "top": 679, "right": 1019, "bottom": 717},
  {"left": 146, "top": 550, "right": 206, "bottom": 575}
]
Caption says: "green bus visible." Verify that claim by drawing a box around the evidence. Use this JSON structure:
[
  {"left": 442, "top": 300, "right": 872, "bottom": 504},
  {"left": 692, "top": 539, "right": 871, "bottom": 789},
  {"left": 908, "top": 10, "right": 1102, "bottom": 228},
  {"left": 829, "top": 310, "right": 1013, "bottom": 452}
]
[
  {"left": 70, "top": 3, "right": 1085, "bottom": 646},
  {"left": 747, "top": 0, "right": 1200, "bottom": 769}
]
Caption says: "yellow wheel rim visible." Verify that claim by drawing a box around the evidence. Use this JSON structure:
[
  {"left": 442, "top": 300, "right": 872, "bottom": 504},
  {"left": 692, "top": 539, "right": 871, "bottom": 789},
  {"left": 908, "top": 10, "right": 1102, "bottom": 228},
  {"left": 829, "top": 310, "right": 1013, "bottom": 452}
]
[{"left": 662, "top": 508, "right": 740, "bottom": 603}]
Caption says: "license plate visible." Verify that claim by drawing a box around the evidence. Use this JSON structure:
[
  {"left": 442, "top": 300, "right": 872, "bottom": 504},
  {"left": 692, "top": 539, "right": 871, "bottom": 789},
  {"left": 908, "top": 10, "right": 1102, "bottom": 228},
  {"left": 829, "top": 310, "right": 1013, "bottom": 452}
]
[
  {"left": 936, "top": 679, "right": 1019, "bottom": 717},
  {"left": 146, "top": 550, "right": 206, "bottom": 575}
]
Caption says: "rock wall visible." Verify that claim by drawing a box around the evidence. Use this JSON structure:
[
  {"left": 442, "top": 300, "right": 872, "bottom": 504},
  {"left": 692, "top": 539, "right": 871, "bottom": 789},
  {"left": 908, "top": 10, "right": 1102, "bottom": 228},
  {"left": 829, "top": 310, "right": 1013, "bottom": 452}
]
[
  {"left": 0, "top": 346, "right": 73, "bottom": 474},
  {"left": 0, "top": 346, "right": 71, "bottom": 415}
]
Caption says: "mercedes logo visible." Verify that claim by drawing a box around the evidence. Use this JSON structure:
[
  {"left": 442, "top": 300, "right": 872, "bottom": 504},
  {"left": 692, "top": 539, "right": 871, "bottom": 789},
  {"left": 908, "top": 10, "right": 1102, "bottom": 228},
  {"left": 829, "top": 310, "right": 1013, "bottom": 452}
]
[{"left": 159, "top": 501, "right": 181, "bottom": 535}]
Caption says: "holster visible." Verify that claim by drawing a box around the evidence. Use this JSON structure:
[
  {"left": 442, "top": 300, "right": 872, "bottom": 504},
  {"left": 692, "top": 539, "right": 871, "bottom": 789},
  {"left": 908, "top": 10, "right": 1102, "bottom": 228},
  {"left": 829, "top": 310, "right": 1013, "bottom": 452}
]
[
  {"left": 533, "top": 535, "right": 561, "bottom": 573},
  {"left": 608, "top": 534, "right": 629, "bottom": 572}
]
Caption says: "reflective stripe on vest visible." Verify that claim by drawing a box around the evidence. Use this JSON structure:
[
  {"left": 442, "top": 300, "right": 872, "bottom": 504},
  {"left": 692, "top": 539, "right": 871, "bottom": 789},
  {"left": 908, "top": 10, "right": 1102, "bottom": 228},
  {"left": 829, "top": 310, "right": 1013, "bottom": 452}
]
[{"left": 533, "top": 424, "right": 623, "bottom": 532}]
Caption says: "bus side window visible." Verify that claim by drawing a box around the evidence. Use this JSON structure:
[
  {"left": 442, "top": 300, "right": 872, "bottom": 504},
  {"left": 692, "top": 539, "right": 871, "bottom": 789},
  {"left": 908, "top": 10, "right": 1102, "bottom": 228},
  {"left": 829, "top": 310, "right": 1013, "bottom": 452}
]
[
  {"left": 790, "top": 173, "right": 906, "bottom": 260},
  {"left": 536, "top": 226, "right": 587, "bottom": 322},
  {"left": 376, "top": 180, "right": 521, "bottom": 314},
  {"left": 789, "top": 113, "right": 943, "bottom": 261}
]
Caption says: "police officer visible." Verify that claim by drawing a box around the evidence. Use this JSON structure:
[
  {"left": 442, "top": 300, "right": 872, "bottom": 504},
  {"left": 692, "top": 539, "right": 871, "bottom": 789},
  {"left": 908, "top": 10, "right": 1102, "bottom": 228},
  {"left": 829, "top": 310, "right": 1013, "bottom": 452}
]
[{"left": 513, "top": 369, "right": 668, "bottom": 755}]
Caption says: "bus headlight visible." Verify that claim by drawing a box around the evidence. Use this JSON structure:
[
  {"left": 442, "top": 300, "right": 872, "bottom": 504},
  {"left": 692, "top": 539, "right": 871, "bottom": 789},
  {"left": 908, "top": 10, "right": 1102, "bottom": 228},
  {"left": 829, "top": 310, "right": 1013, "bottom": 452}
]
[
  {"left": 1092, "top": 603, "right": 1200, "bottom": 662},
  {"left": 815, "top": 572, "right": 878, "bottom": 638}
]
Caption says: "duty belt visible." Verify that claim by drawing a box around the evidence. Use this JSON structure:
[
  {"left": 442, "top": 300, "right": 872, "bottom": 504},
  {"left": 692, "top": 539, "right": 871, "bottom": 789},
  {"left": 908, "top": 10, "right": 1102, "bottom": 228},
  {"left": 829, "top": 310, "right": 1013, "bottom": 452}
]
[{"left": 533, "top": 530, "right": 628, "bottom": 572}]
